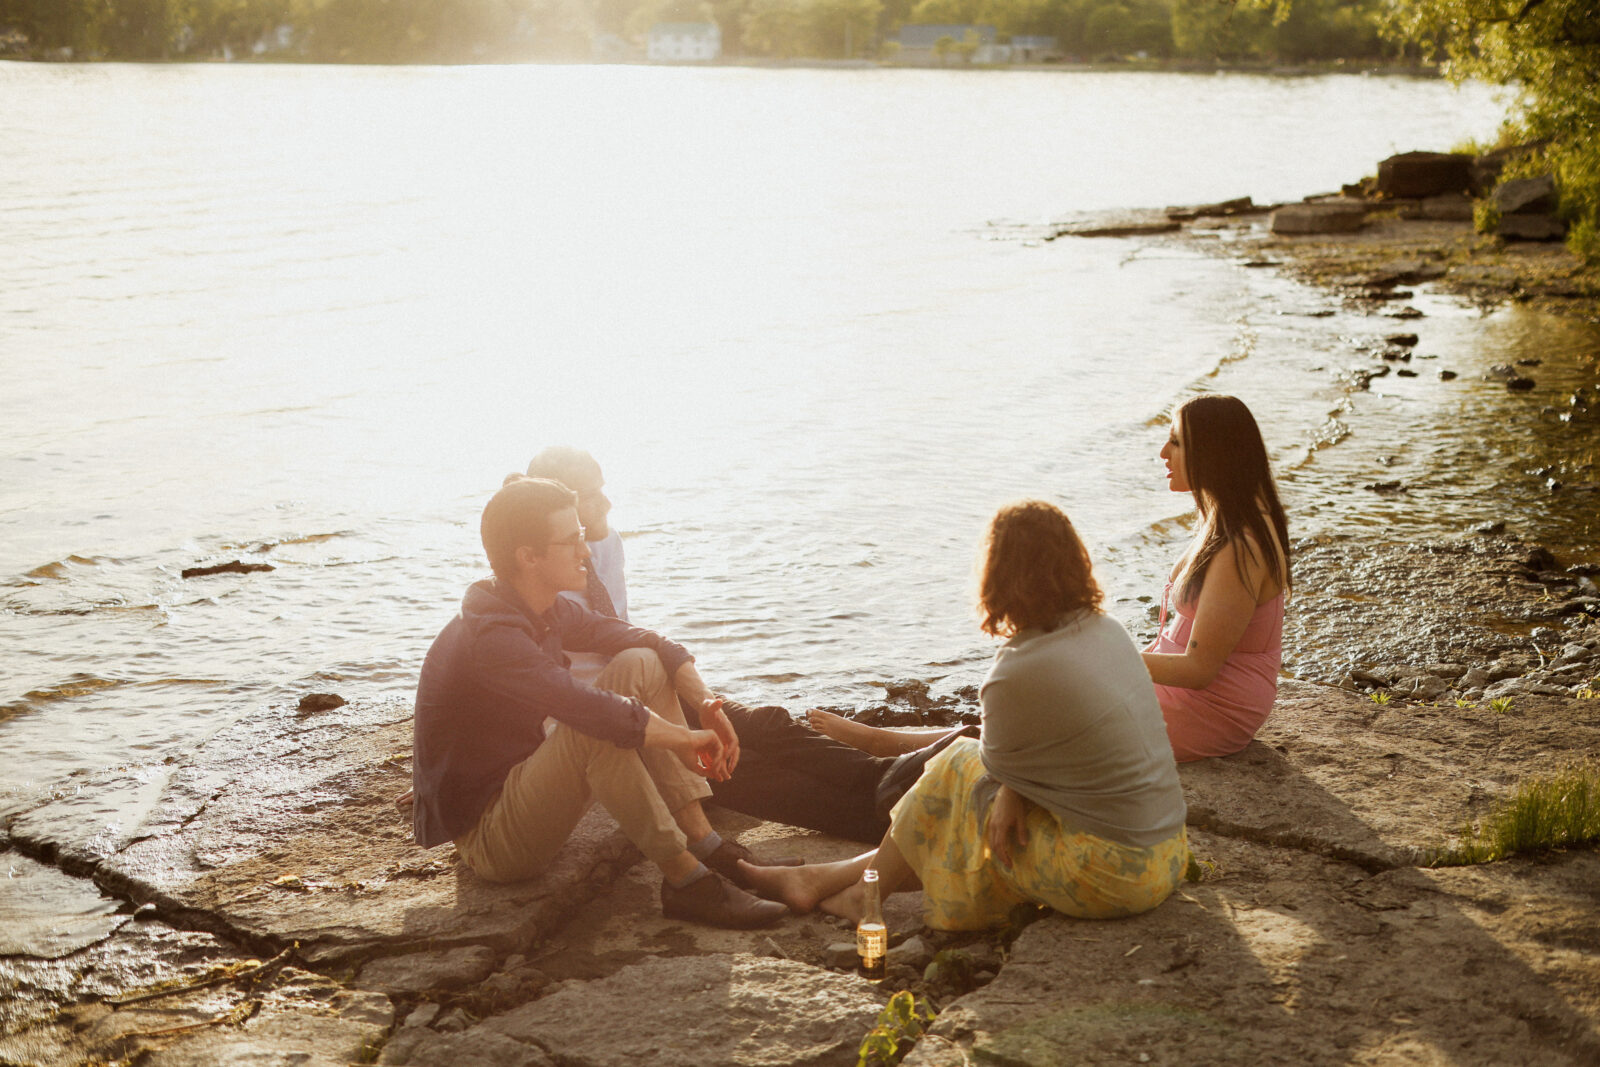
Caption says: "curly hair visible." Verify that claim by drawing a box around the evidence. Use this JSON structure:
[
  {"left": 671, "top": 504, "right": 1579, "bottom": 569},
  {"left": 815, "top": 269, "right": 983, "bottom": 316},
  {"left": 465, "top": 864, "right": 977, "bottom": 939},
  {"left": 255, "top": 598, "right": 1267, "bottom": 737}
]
[{"left": 978, "top": 500, "right": 1104, "bottom": 638}]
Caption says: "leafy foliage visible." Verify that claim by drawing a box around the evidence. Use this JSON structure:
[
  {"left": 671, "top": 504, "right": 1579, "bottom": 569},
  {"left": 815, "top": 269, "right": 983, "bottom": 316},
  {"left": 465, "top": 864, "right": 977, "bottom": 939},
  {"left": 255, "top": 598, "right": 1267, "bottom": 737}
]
[
  {"left": 857, "top": 990, "right": 937, "bottom": 1067},
  {"left": 1434, "top": 761, "right": 1600, "bottom": 865},
  {"left": 0, "top": 0, "right": 1403, "bottom": 61},
  {"left": 1377, "top": 0, "right": 1600, "bottom": 260}
]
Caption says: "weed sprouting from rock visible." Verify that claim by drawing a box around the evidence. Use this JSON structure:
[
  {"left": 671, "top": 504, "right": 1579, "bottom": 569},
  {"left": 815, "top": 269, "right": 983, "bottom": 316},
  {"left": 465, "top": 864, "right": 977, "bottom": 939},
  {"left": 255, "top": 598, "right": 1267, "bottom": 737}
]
[
  {"left": 1434, "top": 761, "right": 1600, "bottom": 865},
  {"left": 1488, "top": 696, "right": 1514, "bottom": 714},
  {"left": 1369, "top": 691, "right": 1392, "bottom": 705},
  {"left": 857, "top": 989, "right": 937, "bottom": 1067}
]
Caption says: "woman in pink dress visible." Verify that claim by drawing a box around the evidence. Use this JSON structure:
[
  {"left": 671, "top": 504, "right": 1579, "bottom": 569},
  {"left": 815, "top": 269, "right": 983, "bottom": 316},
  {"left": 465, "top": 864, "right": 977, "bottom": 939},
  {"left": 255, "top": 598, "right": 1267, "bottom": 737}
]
[
  {"left": 1143, "top": 394, "right": 1289, "bottom": 760},
  {"left": 808, "top": 394, "right": 1288, "bottom": 765}
]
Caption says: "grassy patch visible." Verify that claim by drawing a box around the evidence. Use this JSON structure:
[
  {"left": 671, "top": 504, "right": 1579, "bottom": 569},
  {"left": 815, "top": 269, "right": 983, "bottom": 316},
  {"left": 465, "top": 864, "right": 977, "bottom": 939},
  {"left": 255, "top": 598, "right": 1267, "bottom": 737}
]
[{"left": 1433, "top": 762, "right": 1600, "bottom": 866}]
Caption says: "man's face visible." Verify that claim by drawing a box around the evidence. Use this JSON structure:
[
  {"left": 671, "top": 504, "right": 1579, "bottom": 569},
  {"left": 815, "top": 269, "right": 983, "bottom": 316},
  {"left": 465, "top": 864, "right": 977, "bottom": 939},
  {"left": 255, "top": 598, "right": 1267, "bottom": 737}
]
[
  {"left": 528, "top": 506, "right": 591, "bottom": 593},
  {"left": 563, "top": 463, "right": 613, "bottom": 542}
]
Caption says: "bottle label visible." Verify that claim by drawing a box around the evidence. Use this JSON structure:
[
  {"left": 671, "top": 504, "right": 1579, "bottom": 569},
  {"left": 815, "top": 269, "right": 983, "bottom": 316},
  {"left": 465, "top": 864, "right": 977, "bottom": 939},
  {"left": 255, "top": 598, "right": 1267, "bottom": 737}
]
[{"left": 857, "top": 921, "right": 887, "bottom": 962}]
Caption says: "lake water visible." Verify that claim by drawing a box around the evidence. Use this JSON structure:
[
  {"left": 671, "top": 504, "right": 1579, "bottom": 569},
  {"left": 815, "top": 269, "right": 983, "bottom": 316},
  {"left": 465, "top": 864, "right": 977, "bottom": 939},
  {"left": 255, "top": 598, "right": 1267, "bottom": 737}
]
[{"left": 4, "top": 61, "right": 1579, "bottom": 818}]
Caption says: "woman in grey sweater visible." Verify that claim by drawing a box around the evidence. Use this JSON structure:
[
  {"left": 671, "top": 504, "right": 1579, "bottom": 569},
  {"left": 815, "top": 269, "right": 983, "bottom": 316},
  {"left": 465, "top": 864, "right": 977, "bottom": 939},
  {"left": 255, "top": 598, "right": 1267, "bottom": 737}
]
[{"left": 740, "top": 501, "right": 1188, "bottom": 930}]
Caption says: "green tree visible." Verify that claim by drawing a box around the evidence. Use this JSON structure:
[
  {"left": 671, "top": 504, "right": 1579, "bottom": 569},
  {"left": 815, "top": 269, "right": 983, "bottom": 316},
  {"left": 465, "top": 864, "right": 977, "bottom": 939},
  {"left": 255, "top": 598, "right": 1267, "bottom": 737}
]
[{"left": 1380, "top": 0, "right": 1600, "bottom": 259}]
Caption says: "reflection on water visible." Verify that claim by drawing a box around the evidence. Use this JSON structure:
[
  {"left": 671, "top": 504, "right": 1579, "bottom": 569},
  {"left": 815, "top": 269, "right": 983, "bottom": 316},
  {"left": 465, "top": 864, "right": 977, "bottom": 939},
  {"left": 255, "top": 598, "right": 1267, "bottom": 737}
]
[{"left": 3, "top": 62, "right": 1595, "bottom": 825}]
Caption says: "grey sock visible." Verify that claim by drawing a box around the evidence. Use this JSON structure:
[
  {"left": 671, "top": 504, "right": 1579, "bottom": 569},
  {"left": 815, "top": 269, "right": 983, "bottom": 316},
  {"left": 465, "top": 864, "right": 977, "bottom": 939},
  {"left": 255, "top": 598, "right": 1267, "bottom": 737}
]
[
  {"left": 668, "top": 863, "right": 712, "bottom": 890},
  {"left": 688, "top": 830, "right": 724, "bottom": 861}
]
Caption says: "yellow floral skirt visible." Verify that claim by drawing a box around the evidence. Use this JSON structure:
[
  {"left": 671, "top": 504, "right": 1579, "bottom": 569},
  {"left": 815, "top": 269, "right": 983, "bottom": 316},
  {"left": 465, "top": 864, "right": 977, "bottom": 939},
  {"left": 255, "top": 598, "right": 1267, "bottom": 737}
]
[{"left": 888, "top": 738, "right": 1188, "bottom": 931}]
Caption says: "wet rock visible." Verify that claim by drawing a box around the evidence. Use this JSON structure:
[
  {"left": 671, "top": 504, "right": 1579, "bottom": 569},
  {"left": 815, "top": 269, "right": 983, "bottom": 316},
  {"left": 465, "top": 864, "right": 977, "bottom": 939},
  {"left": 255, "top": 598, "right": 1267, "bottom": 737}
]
[
  {"left": 180, "top": 560, "right": 274, "bottom": 579},
  {"left": 0, "top": 854, "right": 128, "bottom": 958},
  {"left": 1384, "top": 333, "right": 1419, "bottom": 347},
  {"left": 1439, "top": 370, "right": 1458, "bottom": 380},
  {"left": 4, "top": 699, "right": 637, "bottom": 968},
  {"left": 1507, "top": 377, "right": 1537, "bottom": 391},
  {"left": 297, "top": 693, "right": 347, "bottom": 715},
  {"left": 1049, "top": 211, "right": 1181, "bottom": 239},
  {"left": 357, "top": 946, "right": 496, "bottom": 996},
  {"left": 1387, "top": 306, "right": 1425, "bottom": 319},
  {"left": 1380, "top": 348, "right": 1412, "bottom": 362},
  {"left": 1473, "top": 521, "right": 1507, "bottom": 536},
  {"left": 1396, "top": 369, "right": 1419, "bottom": 378},
  {"left": 1271, "top": 202, "right": 1366, "bottom": 235},
  {"left": 1376, "top": 151, "right": 1474, "bottom": 198},
  {"left": 1363, "top": 480, "right": 1405, "bottom": 494},
  {"left": 475, "top": 955, "right": 883, "bottom": 1067}
]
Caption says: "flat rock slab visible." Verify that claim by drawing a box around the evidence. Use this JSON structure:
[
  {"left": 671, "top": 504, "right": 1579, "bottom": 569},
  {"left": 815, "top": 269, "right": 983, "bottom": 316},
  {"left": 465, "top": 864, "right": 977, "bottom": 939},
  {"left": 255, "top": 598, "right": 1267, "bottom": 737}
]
[
  {"left": 479, "top": 954, "right": 883, "bottom": 1067},
  {"left": 906, "top": 832, "right": 1600, "bottom": 1066},
  {"left": 1272, "top": 201, "right": 1368, "bottom": 235},
  {"left": 0, "top": 852, "right": 128, "bottom": 958},
  {"left": 1184, "top": 678, "right": 1600, "bottom": 870},
  {"left": 5, "top": 699, "right": 637, "bottom": 966},
  {"left": 523, "top": 810, "right": 922, "bottom": 986}
]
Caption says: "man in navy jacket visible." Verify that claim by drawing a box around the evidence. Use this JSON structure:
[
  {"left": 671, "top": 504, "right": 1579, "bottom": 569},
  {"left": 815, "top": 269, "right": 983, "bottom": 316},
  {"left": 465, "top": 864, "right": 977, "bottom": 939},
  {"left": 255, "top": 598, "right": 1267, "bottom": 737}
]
[{"left": 411, "top": 476, "right": 787, "bottom": 928}]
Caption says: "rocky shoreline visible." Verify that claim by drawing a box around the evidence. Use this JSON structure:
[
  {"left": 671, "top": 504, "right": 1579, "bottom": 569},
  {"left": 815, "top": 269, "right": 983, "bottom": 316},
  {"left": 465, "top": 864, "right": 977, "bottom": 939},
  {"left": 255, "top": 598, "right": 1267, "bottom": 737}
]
[{"left": 5, "top": 191, "right": 1600, "bottom": 1065}]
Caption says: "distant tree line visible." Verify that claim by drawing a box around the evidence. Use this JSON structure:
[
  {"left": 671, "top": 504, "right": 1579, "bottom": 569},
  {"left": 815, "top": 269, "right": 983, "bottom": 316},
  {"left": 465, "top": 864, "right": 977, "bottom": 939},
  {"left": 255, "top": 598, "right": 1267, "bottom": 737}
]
[{"left": 0, "top": 0, "right": 1401, "bottom": 63}]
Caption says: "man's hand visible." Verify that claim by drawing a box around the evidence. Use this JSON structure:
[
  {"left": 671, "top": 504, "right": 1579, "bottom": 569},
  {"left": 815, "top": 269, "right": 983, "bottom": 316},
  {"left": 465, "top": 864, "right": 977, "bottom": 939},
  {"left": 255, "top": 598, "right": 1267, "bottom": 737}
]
[
  {"left": 696, "top": 698, "right": 741, "bottom": 780},
  {"left": 643, "top": 713, "right": 725, "bottom": 778},
  {"left": 677, "top": 726, "right": 726, "bottom": 778},
  {"left": 984, "top": 784, "right": 1031, "bottom": 868}
]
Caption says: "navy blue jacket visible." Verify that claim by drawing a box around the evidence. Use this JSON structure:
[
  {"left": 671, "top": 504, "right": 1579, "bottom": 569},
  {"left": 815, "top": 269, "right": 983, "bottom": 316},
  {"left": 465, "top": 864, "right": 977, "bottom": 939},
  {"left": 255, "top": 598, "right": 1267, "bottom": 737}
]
[{"left": 412, "top": 577, "right": 692, "bottom": 848}]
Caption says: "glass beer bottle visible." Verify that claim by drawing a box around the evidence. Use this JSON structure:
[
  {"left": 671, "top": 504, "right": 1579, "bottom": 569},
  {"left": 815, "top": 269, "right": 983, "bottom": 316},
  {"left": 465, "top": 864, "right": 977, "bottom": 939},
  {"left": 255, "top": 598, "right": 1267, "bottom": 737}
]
[{"left": 857, "top": 867, "right": 887, "bottom": 979}]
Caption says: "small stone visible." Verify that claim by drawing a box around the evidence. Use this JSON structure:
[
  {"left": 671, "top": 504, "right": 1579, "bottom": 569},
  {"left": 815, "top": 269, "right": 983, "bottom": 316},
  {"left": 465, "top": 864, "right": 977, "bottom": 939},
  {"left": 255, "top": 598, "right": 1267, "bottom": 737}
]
[
  {"left": 297, "top": 693, "right": 347, "bottom": 715},
  {"left": 1439, "top": 370, "right": 1458, "bottom": 380},
  {"left": 481, "top": 972, "right": 521, "bottom": 1000},
  {"left": 1397, "top": 369, "right": 1418, "bottom": 378},
  {"left": 1459, "top": 667, "right": 1490, "bottom": 689},
  {"left": 1474, "top": 521, "right": 1506, "bottom": 536},
  {"left": 1387, "top": 306, "right": 1425, "bottom": 319},
  {"left": 434, "top": 1007, "right": 470, "bottom": 1033},
  {"left": 824, "top": 941, "right": 859, "bottom": 970},
  {"left": 1385, "top": 333, "right": 1420, "bottom": 347},
  {"left": 403, "top": 1003, "right": 441, "bottom": 1029},
  {"left": 132, "top": 902, "right": 159, "bottom": 921},
  {"left": 887, "top": 935, "right": 934, "bottom": 971},
  {"left": 1507, "top": 377, "right": 1537, "bottom": 391}
]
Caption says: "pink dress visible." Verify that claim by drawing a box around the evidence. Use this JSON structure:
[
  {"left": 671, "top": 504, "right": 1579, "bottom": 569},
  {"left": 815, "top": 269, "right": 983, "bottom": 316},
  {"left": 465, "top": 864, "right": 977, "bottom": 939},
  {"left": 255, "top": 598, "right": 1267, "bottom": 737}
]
[{"left": 1147, "top": 581, "right": 1284, "bottom": 761}]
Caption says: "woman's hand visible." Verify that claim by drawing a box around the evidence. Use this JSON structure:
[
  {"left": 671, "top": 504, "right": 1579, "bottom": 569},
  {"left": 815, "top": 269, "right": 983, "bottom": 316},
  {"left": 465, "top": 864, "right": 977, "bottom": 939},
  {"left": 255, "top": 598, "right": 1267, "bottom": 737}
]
[{"left": 985, "top": 784, "right": 1031, "bottom": 867}]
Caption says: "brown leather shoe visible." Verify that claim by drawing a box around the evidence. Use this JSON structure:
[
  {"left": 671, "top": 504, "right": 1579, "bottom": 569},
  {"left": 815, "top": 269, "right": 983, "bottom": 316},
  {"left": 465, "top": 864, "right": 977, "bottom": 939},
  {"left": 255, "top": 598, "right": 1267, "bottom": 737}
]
[
  {"left": 704, "top": 839, "right": 803, "bottom": 889},
  {"left": 660, "top": 871, "right": 789, "bottom": 929}
]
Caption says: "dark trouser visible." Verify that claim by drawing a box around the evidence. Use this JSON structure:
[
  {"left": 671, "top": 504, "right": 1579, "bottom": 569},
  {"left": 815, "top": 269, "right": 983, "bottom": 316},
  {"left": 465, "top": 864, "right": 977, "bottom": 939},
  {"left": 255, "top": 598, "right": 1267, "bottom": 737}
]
[{"left": 694, "top": 700, "right": 977, "bottom": 845}]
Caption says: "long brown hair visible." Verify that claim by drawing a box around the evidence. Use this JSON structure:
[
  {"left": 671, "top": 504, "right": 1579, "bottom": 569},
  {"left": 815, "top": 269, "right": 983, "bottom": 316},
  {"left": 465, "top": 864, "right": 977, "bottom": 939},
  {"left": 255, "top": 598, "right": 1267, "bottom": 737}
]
[
  {"left": 1172, "top": 395, "right": 1291, "bottom": 605},
  {"left": 978, "top": 500, "right": 1104, "bottom": 638}
]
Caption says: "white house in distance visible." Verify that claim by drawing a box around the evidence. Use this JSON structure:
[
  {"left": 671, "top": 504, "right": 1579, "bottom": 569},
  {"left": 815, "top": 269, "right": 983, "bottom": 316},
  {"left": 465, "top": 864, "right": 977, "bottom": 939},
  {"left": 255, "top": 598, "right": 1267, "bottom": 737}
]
[{"left": 647, "top": 22, "right": 721, "bottom": 61}]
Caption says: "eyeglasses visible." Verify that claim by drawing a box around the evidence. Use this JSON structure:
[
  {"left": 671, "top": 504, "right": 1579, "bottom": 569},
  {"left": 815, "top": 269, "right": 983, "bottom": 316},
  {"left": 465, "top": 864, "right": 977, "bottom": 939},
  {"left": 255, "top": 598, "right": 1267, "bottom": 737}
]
[{"left": 549, "top": 528, "right": 588, "bottom": 550}]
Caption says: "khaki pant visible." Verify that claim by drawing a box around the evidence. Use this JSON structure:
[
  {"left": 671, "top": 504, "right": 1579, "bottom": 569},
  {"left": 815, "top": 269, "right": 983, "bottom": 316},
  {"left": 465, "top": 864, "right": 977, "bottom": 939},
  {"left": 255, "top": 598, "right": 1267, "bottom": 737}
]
[{"left": 456, "top": 648, "right": 711, "bottom": 881}]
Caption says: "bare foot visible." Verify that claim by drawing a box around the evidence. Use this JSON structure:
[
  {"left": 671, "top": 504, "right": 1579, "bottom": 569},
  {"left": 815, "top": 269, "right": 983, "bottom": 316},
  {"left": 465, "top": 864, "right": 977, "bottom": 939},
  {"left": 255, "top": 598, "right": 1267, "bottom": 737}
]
[
  {"left": 737, "top": 859, "right": 852, "bottom": 914},
  {"left": 818, "top": 881, "right": 869, "bottom": 924},
  {"left": 805, "top": 710, "right": 917, "bottom": 757},
  {"left": 395, "top": 788, "right": 414, "bottom": 809}
]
